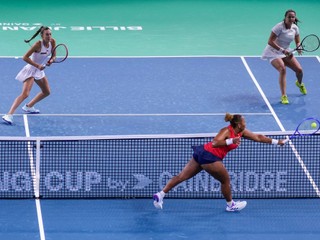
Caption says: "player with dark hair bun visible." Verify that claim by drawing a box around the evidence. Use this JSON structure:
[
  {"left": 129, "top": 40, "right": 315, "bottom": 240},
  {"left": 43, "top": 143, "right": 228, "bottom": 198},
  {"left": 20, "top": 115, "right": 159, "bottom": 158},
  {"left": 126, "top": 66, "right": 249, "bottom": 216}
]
[
  {"left": 262, "top": 9, "right": 306, "bottom": 104},
  {"left": 153, "top": 113, "right": 285, "bottom": 212}
]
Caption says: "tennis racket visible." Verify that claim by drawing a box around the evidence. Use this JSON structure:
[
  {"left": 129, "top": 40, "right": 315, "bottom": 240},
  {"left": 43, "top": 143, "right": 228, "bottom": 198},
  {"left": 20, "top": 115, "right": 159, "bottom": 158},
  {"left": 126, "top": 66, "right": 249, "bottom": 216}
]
[
  {"left": 45, "top": 43, "right": 68, "bottom": 67},
  {"left": 283, "top": 117, "right": 320, "bottom": 144},
  {"left": 290, "top": 34, "right": 320, "bottom": 54}
]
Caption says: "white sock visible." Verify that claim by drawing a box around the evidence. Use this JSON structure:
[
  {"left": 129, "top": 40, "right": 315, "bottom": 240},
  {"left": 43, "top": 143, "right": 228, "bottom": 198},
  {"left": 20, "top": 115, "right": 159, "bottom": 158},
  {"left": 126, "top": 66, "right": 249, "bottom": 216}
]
[
  {"left": 227, "top": 200, "right": 233, "bottom": 207},
  {"left": 159, "top": 191, "right": 166, "bottom": 198}
]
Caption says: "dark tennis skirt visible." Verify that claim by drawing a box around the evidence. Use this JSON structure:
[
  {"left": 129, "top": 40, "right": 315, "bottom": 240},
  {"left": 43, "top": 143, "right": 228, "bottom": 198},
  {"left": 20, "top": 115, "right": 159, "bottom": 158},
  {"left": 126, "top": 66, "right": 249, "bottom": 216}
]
[{"left": 192, "top": 145, "right": 222, "bottom": 165}]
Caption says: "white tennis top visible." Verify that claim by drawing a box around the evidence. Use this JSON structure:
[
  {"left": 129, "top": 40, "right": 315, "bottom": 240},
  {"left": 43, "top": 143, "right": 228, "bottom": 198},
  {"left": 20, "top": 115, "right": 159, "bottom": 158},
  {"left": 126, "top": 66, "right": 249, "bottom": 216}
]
[
  {"left": 272, "top": 21, "right": 299, "bottom": 49},
  {"left": 261, "top": 21, "right": 299, "bottom": 61},
  {"left": 31, "top": 40, "right": 52, "bottom": 65}
]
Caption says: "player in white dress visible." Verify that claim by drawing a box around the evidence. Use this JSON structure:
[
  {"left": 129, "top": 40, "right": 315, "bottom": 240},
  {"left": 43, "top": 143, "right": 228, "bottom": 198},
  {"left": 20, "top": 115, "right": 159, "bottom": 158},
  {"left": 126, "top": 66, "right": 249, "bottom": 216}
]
[
  {"left": 262, "top": 9, "right": 306, "bottom": 104},
  {"left": 2, "top": 26, "right": 56, "bottom": 124}
]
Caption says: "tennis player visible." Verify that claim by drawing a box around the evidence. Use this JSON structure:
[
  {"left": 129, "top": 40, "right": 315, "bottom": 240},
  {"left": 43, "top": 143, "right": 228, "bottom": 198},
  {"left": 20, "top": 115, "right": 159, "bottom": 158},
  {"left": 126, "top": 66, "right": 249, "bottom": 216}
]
[
  {"left": 2, "top": 26, "right": 56, "bottom": 124},
  {"left": 153, "top": 113, "right": 285, "bottom": 212},
  {"left": 261, "top": 9, "right": 306, "bottom": 105}
]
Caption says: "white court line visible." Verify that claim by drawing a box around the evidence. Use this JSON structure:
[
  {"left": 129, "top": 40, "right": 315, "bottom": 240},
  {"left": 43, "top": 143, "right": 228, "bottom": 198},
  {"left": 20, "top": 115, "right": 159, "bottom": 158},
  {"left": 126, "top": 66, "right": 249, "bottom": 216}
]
[
  {"left": 241, "top": 56, "right": 320, "bottom": 197},
  {"left": 23, "top": 115, "right": 46, "bottom": 240},
  {"left": 1, "top": 55, "right": 319, "bottom": 59},
  {"left": 23, "top": 115, "right": 37, "bottom": 192},
  {"left": 317, "top": 56, "right": 320, "bottom": 63},
  {"left": 11, "top": 112, "right": 273, "bottom": 117},
  {"left": 240, "top": 57, "right": 285, "bottom": 130}
]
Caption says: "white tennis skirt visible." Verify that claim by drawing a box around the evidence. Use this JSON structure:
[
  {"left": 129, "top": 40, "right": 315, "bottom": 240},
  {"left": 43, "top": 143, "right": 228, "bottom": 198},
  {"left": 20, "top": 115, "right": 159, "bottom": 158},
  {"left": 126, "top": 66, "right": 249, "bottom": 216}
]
[
  {"left": 15, "top": 65, "right": 45, "bottom": 82},
  {"left": 261, "top": 45, "right": 286, "bottom": 62}
]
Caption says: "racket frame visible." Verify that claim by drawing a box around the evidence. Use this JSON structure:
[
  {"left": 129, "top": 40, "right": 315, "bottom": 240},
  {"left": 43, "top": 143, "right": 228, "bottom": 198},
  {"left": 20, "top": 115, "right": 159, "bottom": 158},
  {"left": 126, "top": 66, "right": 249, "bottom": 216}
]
[
  {"left": 46, "top": 43, "right": 68, "bottom": 66},
  {"left": 283, "top": 117, "right": 320, "bottom": 144},
  {"left": 290, "top": 34, "right": 320, "bottom": 54}
]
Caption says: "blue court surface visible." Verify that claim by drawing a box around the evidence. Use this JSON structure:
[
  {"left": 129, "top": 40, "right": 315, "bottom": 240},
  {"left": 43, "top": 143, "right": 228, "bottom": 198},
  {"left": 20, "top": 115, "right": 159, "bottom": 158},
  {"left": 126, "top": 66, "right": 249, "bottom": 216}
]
[
  {"left": 1, "top": 56, "right": 320, "bottom": 240},
  {"left": 1, "top": 199, "right": 320, "bottom": 240},
  {"left": 1, "top": 56, "right": 320, "bottom": 136}
]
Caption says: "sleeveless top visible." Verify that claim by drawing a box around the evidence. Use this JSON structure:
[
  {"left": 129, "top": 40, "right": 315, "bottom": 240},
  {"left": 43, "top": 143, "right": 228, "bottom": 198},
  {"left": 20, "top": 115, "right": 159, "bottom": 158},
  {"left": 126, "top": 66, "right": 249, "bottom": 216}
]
[
  {"left": 30, "top": 40, "right": 52, "bottom": 65},
  {"left": 203, "top": 125, "right": 242, "bottom": 160}
]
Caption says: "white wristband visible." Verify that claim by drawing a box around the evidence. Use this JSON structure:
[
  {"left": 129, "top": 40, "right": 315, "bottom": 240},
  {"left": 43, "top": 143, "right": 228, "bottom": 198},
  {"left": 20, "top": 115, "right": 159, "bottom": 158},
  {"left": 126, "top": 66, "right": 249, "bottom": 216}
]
[
  {"left": 279, "top": 47, "right": 284, "bottom": 53},
  {"left": 226, "top": 138, "right": 233, "bottom": 145},
  {"left": 271, "top": 139, "right": 279, "bottom": 145}
]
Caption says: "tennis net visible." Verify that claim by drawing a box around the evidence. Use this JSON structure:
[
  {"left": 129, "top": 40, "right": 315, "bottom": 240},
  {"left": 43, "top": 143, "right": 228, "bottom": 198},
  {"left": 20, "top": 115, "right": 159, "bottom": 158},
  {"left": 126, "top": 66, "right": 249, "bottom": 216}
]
[{"left": 0, "top": 132, "right": 319, "bottom": 199}]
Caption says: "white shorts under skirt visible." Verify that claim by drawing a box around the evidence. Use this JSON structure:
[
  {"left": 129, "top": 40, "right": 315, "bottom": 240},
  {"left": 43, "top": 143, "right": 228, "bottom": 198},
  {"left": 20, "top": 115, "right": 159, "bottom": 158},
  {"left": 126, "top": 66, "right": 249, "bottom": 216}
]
[{"left": 15, "top": 65, "right": 45, "bottom": 82}]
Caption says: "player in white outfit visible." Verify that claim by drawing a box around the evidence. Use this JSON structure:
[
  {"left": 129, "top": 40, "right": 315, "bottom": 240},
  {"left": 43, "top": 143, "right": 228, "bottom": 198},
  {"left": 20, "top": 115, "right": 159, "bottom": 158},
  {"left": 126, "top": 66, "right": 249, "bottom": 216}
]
[
  {"left": 2, "top": 26, "right": 56, "bottom": 124},
  {"left": 262, "top": 9, "right": 306, "bottom": 104}
]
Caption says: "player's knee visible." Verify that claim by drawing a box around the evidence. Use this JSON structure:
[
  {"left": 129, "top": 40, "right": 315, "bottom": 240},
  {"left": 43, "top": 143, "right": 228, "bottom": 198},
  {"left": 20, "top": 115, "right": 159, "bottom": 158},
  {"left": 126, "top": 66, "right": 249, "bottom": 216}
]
[
  {"left": 21, "top": 92, "right": 30, "bottom": 99},
  {"left": 221, "top": 178, "right": 230, "bottom": 185},
  {"left": 296, "top": 68, "right": 303, "bottom": 75},
  {"left": 217, "top": 173, "right": 230, "bottom": 185},
  {"left": 278, "top": 66, "right": 286, "bottom": 74},
  {"left": 43, "top": 90, "right": 51, "bottom": 97}
]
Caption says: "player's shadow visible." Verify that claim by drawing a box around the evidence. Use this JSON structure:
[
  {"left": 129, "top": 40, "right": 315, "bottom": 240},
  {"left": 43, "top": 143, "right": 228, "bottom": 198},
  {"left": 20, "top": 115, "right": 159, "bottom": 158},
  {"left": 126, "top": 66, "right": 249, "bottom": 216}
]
[{"left": 267, "top": 94, "right": 307, "bottom": 124}]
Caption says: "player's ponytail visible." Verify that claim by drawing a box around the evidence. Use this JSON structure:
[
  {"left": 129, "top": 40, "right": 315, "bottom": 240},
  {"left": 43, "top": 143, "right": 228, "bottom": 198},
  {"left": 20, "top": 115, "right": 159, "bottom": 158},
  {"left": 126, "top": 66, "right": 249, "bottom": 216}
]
[
  {"left": 224, "top": 113, "right": 233, "bottom": 122},
  {"left": 225, "top": 113, "right": 242, "bottom": 128},
  {"left": 24, "top": 26, "right": 50, "bottom": 43}
]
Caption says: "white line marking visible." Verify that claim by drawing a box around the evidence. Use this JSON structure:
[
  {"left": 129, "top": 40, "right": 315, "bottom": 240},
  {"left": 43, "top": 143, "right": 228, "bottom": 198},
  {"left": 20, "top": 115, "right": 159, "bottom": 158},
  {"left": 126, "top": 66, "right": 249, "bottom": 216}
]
[
  {"left": 23, "top": 114, "right": 31, "bottom": 137},
  {"left": 0, "top": 55, "right": 318, "bottom": 58},
  {"left": 288, "top": 140, "right": 320, "bottom": 196},
  {"left": 9, "top": 112, "right": 273, "bottom": 117},
  {"left": 240, "top": 57, "right": 285, "bottom": 130},
  {"left": 241, "top": 56, "right": 320, "bottom": 197},
  {"left": 23, "top": 115, "right": 46, "bottom": 240},
  {"left": 35, "top": 140, "right": 41, "bottom": 198},
  {"left": 23, "top": 115, "right": 37, "bottom": 192},
  {"left": 36, "top": 199, "right": 46, "bottom": 240}
]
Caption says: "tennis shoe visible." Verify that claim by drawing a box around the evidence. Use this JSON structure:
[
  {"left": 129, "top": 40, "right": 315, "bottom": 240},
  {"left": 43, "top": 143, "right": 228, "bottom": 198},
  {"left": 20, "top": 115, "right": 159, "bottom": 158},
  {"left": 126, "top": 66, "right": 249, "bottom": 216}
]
[
  {"left": 22, "top": 104, "right": 40, "bottom": 114},
  {"left": 153, "top": 192, "right": 164, "bottom": 209},
  {"left": 2, "top": 114, "right": 13, "bottom": 125},
  {"left": 226, "top": 200, "right": 247, "bottom": 212},
  {"left": 295, "top": 80, "right": 307, "bottom": 95},
  {"left": 281, "top": 95, "right": 289, "bottom": 104}
]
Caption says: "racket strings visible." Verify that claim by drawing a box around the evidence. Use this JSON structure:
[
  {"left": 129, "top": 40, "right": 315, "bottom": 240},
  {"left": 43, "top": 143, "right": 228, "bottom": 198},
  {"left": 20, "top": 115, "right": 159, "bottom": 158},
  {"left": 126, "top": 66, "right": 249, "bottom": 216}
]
[
  {"left": 301, "top": 35, "right": 320, "bottom": 52},
  {"left": 52, "top": 44, "right": 68, "bottom": 63},
  {"left": 297, "top": 119, "right": 320, "bottom": 134}
]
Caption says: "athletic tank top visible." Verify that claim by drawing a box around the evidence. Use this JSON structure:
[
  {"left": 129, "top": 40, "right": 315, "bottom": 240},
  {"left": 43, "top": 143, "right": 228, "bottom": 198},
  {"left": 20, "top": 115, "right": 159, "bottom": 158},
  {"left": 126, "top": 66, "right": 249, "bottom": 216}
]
[
  {"left": 203, "top": 125, "right": 242, "bottom": 160},
  {"left": 31, "top": 40, "right": 52, "bottom": 65}
]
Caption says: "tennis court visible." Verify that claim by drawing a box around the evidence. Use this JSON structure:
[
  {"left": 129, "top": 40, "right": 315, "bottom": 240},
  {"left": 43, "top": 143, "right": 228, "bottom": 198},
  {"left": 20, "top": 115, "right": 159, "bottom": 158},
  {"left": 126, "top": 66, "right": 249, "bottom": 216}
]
[{"left": 1, "top": 1, "right": 320, "bottom": 240}]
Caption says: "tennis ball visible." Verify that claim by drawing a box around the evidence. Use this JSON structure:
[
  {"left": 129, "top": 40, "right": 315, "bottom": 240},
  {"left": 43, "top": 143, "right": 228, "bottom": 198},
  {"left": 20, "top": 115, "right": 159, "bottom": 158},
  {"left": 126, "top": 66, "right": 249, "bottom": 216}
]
[{"left": 311, "top": 122, "right": 317, "bottom": 129}]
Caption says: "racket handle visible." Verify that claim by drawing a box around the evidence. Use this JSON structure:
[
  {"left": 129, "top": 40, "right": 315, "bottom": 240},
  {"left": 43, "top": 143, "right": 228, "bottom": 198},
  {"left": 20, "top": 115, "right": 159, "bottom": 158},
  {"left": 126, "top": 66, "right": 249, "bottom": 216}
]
[
  {"left": 290, "top": 46, "right": 302, "bottom": 54},
  {"left": 42, "top": 63, "right": 50, "bottom": 69},
  {"left": 277, "top": 138, "right": 288, "bottom": 147}
]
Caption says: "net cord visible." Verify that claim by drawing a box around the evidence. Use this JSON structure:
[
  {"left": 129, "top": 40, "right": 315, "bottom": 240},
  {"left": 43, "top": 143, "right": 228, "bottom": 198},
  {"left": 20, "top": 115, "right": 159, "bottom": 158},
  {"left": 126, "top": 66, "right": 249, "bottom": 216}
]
[{"left": 0, "top": 131, "right": 296, "bottom": 141}]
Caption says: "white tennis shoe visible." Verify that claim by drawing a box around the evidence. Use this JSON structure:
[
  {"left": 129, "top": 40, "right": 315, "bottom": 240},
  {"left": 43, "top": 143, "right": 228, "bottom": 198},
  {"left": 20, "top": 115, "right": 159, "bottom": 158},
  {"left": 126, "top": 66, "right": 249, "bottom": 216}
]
[
  {"left": 153, "top": 192, "right": 164, "bottom": 209},
  {"left": 2, "top": 114, "right": 13, "bottom": 125},
  {"left": 22, "top": 104, "right": 40, "bottom": 114},
  {"left": 226, "top": 200, "right": 247, "bottom": 212}
]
